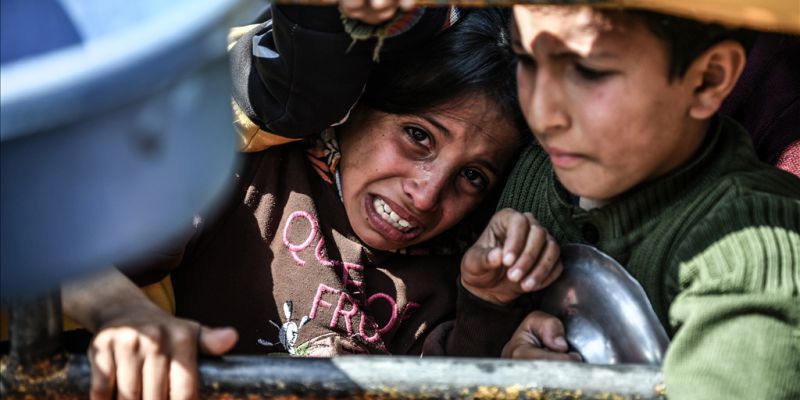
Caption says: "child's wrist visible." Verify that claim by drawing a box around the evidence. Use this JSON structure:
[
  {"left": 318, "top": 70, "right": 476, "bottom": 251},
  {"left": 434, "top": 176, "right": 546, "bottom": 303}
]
[{"left": 459, "top": 276, "right": 511, "bottom": 306}]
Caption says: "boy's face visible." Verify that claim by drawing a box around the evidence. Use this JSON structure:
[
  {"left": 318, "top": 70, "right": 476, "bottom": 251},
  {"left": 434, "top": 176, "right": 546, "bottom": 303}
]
[
  {"left": 512, "top": 6, "right": 705, "bottom": 201},
  {"left": 338, "top": 96, "right": 518, "bottom": 251}
]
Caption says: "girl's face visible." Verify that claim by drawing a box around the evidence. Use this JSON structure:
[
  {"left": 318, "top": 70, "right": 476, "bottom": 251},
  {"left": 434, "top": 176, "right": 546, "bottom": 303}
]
[{"left": 338, "top": 95, "right": 520, "bottom": 251}]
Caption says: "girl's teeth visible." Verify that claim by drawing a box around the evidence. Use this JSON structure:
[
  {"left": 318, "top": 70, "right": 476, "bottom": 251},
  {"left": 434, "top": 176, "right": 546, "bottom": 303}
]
[{"left": 373, "top": 197, "right": 413, "bottom": 231}]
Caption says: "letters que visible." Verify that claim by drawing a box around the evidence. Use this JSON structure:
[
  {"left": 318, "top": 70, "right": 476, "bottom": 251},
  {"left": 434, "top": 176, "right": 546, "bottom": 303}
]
[{"left": 282, "top": 211, "right": 419, "bottom": 342}]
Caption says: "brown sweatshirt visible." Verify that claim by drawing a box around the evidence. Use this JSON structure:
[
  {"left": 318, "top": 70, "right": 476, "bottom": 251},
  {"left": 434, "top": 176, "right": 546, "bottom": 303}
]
[
  {"left": 171, "top": 139, "right": 462, "bottom": 355},
  {"left": 124, "top": 131, "right": 526, "bottom": 357}
]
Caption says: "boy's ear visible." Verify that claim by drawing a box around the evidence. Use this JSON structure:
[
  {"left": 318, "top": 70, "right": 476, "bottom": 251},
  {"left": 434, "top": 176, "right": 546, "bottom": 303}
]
[{"left": 687, "top": 40, "right": 746, "bottom": 120}]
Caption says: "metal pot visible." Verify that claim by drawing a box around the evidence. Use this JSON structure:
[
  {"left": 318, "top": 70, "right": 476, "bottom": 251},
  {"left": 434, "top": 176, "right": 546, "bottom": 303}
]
[{"left": 537, "top": 244, "right": 670, "bottom": 365}]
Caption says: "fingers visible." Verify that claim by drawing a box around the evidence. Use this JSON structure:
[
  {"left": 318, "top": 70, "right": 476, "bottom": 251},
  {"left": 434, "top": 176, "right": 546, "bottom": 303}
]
[
  {"left": 461, "top": 209, "right": 561, "bottom": 304},
  {"left": 398, "top": 0, "right": 415, "bottom": 10},
  {"left": 88, "top": 317, "right": 214, "bottom": 400},
  {"left": 339, "top": 0, "right": 367, "bottom": 18},
  {"left": 142, "top": 353, "right": 169, "bottom": 400},
  {"left": 167, "top": 325, "right": 200, "bottom": 400},
  {"left": 92, "top": 327, "right": 173, "bottom": 400},
  {"left": 525, "top": 311, "right": 569, "bottom": 352},
  {"left": 199, "top": 326, "right": 239, "bottom": 356},
  {"left": 462, "top": 244, "right": 504, "bottom": 275},
  {"left": 339, "top": 0, "right": 403, "bottom": 25},
  {"left": 89, "top": 332, "right": 117, "bottom": 400},
  {"left": 504, "top": 214, "right": 547, "bottom": 286},
  {"left": 166, "top": 324, "right": 239, "bottom": 399},
  {"left": 504, "top": 342, "right": 582, "bottom": 361},
  {"left": 113, "top": 329, "right": 144, "bottom": 400},
  {"left": 499, "top": 212, "right": 536, "bottom": 270},
  {"left": 369, "top": 0, "right": 394, "bottom": 11},
  {"left": 518, "top": 237, "right": 561, "bottom": 292},
  {"left": 141, "top": 329, "right": 170, "bottom": 400},
  {"left": 459, "top": 244, "right": 508, "bottom": 304},
  {"left": 498, "top": 211, "right": 561, "bottom": 292},
  {"left": 502, "top": 311, "right": 582, "bottom": 362}
]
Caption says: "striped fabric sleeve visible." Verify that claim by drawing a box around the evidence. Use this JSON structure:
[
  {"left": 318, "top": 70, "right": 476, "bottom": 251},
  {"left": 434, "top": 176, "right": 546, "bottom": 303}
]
[{"left": 664, "top": 193, "right": 800, "bottom": 399}]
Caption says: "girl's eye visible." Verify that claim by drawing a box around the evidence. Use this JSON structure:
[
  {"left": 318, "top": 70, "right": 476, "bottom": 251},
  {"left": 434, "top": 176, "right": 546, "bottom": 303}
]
[
  {"left": 575, "top": 63, "right": 613, "bottom": 81},
  {"left": 462, "top": 168, "right": 488, "bottom": 191},
  {"left": 404, "top": 126, "right": 431, "bottom": 145}
]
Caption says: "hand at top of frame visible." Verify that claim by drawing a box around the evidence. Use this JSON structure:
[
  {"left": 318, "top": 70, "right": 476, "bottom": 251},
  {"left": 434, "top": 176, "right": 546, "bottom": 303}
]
[{"left": 338, "top": 0, "right": 417, "bottom": 25}]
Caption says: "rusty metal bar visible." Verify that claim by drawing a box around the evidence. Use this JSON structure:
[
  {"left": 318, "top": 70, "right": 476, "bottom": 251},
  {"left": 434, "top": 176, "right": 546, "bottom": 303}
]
[
  {"left": 0, "top": 294, "right": 666, "bottom": 399},
  {"left": 7, "top": 292, "right": 64, "bottom": 365},
  {"left": 2, "top": 353, "right": 665, "bottom": 399},
  {"left": 1, "top": 292, "right": 75, "bottom": 399}
]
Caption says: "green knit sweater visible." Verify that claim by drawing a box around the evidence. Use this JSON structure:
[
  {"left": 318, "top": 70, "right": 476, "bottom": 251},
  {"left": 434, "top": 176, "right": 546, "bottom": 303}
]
[{"left": 498, "top": 116, "right": 800, "bottom": 399}]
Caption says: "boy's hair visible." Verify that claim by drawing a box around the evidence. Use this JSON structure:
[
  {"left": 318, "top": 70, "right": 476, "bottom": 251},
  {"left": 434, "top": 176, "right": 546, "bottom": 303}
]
[
  {"left": 361, "top": 8, "right": 531, "bottom": 144},
  {"left": 625, "top": 10, "right": 757, "bottom": 80}
]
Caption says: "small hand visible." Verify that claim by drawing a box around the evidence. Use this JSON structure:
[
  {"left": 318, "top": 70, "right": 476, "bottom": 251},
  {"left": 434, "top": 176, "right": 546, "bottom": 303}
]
[
  {"left": 338, "top": 0, "right": 416, "bottom": 25},
  {"left": 61, "top": 268, "right": 238, "bottom": 400},
  {"left": 89, "top": 311, "right": 237, "bottom": 400},
  {"left": 460, "top": 208, "right": 562, "bottom": 305},
  {"left": 502, "top": 311, "right": 582, "bottom": 362}
]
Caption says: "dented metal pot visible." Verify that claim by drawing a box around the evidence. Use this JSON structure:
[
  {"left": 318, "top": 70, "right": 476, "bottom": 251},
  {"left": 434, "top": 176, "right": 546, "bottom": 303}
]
[{"left": 537, "top": 244, "right": 670, "bottom": 365}]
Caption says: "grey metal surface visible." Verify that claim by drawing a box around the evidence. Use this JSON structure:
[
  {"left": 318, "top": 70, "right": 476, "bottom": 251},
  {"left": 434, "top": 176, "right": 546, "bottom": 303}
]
[
  {"left": 537, "top": 244, "right": 670, "bottom": 365},
  {"left": 1, "top": 354, "right": 666, "bottom": 399},
  {"left": 0, "top": 0, "right": 264, "bottom": 298}
]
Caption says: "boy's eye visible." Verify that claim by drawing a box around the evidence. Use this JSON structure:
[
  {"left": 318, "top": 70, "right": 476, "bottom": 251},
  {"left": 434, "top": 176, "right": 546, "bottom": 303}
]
[
  {"left": 462, "top": 168, "right": 488, "bottom": 191},
  {"left": 574, "top": 63, "right": 613, "bottom": 81},
  {"left": 404, "top": 126, "right": 431, "bottom": 145}
]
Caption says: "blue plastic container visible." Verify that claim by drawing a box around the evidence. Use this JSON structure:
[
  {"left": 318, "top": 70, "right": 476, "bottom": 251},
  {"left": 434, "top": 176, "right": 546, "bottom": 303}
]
[{"left": 1, "top": 0, "right": 262, "bottom": 298}]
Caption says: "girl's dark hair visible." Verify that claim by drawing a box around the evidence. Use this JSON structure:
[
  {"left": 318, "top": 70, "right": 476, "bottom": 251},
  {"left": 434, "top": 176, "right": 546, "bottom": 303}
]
[
  {"left": 360, "top": 8, "right": 530, "bottom": 143},
  {"left": 358, "top": 9, "right": 530, "bottom": 250}
]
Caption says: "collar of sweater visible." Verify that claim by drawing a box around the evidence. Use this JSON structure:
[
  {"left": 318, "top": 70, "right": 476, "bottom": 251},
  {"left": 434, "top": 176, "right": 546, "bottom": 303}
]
[{"left": 546, "top": 116, "right": 751, "bottom": 240}]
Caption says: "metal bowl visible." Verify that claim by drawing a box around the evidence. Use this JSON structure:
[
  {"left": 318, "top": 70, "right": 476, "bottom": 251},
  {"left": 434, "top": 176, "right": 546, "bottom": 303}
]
[
  {"left": 1, "top": 0, "right": 262, "bottom": 298},
  {"left": 536, "top": 244, "right": 669, "bottom": 365}
]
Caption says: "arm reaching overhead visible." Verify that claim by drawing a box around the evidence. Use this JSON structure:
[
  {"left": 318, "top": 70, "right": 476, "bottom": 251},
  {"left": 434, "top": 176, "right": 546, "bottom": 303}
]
[{"left": 230, "top": 3, "right": 453, "bottom": 150}]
